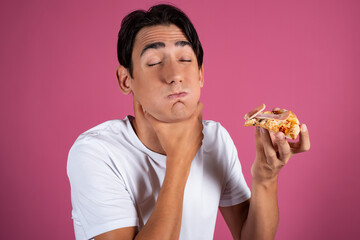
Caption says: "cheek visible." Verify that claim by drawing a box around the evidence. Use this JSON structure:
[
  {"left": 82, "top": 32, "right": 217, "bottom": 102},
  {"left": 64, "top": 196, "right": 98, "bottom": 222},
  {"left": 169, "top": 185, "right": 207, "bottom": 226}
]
[
  {"left": 191, "top": 88, "right": 201, "bottom": 106},
  {"left": 133, "top": 84, "right": 167, "bottom": 113}
]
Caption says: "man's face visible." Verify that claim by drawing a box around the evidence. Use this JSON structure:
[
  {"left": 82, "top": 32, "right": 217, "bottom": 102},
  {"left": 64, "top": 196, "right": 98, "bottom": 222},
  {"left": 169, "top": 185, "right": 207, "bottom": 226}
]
[{"left": 129, "top": 24, "right": 203, "bottom": 123}]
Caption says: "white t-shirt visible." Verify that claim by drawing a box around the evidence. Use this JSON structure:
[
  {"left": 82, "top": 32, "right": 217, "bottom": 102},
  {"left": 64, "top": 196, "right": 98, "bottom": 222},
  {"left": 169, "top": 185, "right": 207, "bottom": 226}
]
[{"left": 67, "top": 116, "right": 251, "bottom": 240}]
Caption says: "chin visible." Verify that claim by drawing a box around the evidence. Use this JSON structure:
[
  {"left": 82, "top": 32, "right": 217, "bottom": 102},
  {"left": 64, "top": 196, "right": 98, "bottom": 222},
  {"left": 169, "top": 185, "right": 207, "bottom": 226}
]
[
  {"left": 153, "top": 101, "right": 196, "bottom": 123},
  {"left": 169, "top": 101, "right": 197, "bottom": 122}
]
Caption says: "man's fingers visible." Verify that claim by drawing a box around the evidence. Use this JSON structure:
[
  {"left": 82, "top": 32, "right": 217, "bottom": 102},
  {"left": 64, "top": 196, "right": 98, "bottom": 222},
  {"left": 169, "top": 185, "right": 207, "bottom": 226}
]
[
  {"left": 143, "top": 110, "right": 153, "bottom": 122},
  {"left": 143, "top": 110, "right": 161, "bottom": 129},
  {"left": 269, "top": 131, "right": 278, "bottom": 151},
  {"left": 299, "top": 124, "right": 311, "bottom": 151},
  {"left": 194, "top": 102, "right": 204, "bottom": 137},
  {"left": 272, "top": 107, "right": 281, "bottom": 112},
  {"left": 275, "top": 132, "right": 292, "bottom": 162},
  {"left": 291, "top": 123, "right": 311, "bottom": 154},
  {"left": 260, "top": 127, "right": 278, "bottom": 164},
  {"left": 195, "top": 101, "right": 204, "bottom": 121},
  {"left": 254, "top": 127, "right": 264, "bottom": 153}
]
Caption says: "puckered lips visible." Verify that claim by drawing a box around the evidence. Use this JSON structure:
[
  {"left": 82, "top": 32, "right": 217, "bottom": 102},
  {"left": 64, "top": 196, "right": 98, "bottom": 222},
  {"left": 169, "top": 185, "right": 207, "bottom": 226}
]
[{"left": 167, "top": 91, "right": 188, "bottom": 100}]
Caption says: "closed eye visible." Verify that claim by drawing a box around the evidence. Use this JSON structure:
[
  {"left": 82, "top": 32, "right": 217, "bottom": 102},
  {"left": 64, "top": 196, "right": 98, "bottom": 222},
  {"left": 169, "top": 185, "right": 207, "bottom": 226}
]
[
  {"left": 179, "top": 59, "right": 192, "bottom": 62},
  {"left": 147, "top": 62, "right": 162, "bottom": 67}
]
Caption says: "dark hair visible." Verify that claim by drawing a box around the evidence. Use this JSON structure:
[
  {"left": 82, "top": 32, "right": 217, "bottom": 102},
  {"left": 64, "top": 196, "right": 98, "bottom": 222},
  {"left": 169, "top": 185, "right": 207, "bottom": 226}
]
[{"left": 117, "top": 4, "right": 203, "bottom": 78}]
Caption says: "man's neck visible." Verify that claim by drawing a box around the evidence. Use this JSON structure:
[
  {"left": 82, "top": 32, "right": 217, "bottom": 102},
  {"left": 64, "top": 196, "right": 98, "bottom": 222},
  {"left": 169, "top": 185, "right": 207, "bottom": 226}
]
[{"left": 131, "top": 100, "right": 166, "bottom": 155}]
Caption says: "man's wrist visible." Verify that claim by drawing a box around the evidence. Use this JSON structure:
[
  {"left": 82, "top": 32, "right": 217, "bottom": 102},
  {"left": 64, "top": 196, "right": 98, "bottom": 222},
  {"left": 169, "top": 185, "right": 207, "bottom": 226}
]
[
  {"left": 164, "top": 156, "right": 191, "bottom": 185},
  {"left": 252, "top": 175, "right": 278, "bottom": 191}
]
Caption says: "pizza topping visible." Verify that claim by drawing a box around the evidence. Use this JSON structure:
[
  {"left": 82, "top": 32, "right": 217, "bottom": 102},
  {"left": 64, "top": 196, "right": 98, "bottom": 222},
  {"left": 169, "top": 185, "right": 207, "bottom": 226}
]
[
  {"left": 244, "top": 103, "right": 266, "bottom": 120},
  {"left": 244, "top": 105, "right": 300, "bottom": 140},
  {"left": 254, "top": 111, "right": 290, "bottom": 121}
]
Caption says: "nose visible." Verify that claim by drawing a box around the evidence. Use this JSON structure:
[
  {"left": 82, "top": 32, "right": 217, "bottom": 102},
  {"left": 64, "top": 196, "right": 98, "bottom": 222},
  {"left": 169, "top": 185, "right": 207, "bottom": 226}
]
[{"left": 162, "top": 60, "right": 183, "bottom": 85}]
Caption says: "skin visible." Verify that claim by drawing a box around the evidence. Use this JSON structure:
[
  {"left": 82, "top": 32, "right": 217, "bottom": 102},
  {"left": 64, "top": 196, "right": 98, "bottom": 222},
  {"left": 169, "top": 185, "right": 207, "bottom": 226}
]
[{"left": 95, "top": 24, "right": 311, "bottom": 240}]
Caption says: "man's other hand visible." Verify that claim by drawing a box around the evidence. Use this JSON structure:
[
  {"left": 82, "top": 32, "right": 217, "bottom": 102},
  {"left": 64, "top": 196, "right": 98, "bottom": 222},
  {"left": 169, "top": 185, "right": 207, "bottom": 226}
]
[
  {"left": 251, "top": 108, "right": 311, "bottom": 184},
  {"left": 144, "top": 102, "right": 204, "bottom": 170}
]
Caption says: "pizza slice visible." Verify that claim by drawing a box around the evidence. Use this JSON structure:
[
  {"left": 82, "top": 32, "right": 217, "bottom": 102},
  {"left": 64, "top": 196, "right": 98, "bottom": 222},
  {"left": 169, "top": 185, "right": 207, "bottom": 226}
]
[{"left": 244, "top": 104, "right": 301, "bottom": 140}]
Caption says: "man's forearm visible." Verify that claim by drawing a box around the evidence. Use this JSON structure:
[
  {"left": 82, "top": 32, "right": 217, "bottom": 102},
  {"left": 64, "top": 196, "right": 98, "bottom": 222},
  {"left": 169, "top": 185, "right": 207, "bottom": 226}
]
[
  {"left": 134, "top": 158, "right": 190, "bottom": 240},
  {"left": 134, "top": 102, "right": 203, "bottom": 240},
  {"left": 241, "top": 177, "right": 279, "bottom": 240}
]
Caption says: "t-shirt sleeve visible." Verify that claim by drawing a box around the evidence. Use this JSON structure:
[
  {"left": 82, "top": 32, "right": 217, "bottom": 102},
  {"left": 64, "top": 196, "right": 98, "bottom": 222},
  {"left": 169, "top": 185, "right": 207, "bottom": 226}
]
[
  {"left": 218, "top": 125, "right": 251, "bottom": 207},
  {"left": 67, "top": 138, "right": 138, "bottom": 239}
]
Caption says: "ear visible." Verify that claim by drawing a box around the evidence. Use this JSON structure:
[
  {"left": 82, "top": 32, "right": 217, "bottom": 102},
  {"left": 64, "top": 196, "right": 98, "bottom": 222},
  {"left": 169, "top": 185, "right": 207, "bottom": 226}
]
[
  {"left": 199, "top": 65, "right": 204, "bottom": 88},
  {"left": 116, "top": 65, "right": 132, "bottom": 95}
]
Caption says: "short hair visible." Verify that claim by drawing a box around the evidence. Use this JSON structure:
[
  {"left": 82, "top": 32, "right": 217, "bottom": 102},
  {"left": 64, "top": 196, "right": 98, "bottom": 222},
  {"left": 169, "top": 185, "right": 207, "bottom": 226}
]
[{"left": 117, "top": 4, "right": 204, "bottom": 78}]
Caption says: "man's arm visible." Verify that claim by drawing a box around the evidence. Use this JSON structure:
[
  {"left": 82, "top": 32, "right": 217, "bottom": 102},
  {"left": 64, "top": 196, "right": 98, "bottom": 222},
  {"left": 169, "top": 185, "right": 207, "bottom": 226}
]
[
  {"left": 94, "top": 102, "right": 204, "bottom": 240},
  {"left": 94, "top": 160, "right": 191, "bottom": 240},
  {"left": 94, "top": 157, "right": 192, "bottom": 240},
  {"left": 221, "top": 121, "right": 310, "bottom": 240},
  {"left": 220, "top": 181, "right": 279, "bottom": 240}
]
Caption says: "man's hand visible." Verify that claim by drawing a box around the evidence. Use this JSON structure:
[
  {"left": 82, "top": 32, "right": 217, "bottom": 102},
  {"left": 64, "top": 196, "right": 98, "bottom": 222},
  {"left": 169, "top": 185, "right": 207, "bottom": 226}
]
[
  {"left": 251, "top": 107, "right": 311, "bottom": 184},
  {"left": 237, "top": 108, "right": 311, "bottom": 240},
  {"left": 144, "top": 102, "right": 204, "bottom": 171}
]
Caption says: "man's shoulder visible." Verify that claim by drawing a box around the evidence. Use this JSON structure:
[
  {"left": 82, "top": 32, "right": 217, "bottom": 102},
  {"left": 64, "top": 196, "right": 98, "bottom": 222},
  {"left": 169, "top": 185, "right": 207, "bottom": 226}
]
[
  {"left": 67, "top": 116, "right": 138, "bottom": 171},
  {"left": 202, "top": 119, "right": 221, "bottom": 131},
  {"left": 202, "top": 119, "right": 235, "bottom": 149},
  {"left": 68, "top": 117, "right": 137, "bottom": 160},
  {"left": 74, "top": 117, "right": 131, "bottom": 144},
  {"left": 202, "top": 119, "right": 229, "bottom": 136}
]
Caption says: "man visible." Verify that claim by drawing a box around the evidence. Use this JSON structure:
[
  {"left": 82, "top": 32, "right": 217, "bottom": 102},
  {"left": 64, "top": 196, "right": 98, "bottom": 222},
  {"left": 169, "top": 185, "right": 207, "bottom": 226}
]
[{"left": 67, "top": 4, "right": 310, "bottom": 240}]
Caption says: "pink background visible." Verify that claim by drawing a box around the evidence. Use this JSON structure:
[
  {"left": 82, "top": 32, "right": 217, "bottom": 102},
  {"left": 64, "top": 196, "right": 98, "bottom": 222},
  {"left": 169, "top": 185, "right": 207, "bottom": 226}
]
[{"left": 1, "top": 0, "right": 359, "bottom": 239}]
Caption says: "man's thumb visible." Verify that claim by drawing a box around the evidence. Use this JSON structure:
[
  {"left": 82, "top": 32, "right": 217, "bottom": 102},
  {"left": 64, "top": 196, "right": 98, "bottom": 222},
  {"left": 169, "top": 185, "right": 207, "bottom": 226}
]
[
  {"left": 143, "top": 110, "right": 158, "bottom": 127},
  {"left": 143, "top": 110, "right": 151, "bottom": 121}
]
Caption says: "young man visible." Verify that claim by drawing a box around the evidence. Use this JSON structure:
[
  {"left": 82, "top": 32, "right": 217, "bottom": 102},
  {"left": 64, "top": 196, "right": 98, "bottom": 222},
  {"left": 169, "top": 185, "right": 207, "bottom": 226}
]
[{"left": 67, "top": 4, "right": 310, "bottom": 240}]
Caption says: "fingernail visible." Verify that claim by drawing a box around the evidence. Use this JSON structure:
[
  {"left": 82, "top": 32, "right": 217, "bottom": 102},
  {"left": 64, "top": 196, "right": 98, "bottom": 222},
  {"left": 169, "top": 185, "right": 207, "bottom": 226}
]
[
  {"left": 276, "top": 132, "right": 284, "bottom": 140},
  {"left": 301, "top": 124, "right": 307, "bottom": 132}
]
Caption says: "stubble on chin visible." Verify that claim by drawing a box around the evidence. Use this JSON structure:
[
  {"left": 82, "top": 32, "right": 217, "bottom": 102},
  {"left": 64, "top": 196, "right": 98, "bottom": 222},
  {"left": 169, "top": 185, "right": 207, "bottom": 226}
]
[{"left": 166, "top": 101, "right": 198, "bottom": 122}]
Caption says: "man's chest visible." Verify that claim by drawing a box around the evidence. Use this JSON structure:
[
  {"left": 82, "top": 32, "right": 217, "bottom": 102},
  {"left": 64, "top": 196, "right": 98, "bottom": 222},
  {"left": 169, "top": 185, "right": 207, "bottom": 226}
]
[{"left": 120, "top": 151, "right": 225, "bottom": 228}]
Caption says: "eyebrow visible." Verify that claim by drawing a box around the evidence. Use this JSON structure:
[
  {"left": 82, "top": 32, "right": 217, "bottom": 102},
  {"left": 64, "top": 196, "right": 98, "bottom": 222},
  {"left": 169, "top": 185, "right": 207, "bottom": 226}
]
[{"left": 140, "top": 40, "right": 192, "bottom": 57}]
